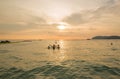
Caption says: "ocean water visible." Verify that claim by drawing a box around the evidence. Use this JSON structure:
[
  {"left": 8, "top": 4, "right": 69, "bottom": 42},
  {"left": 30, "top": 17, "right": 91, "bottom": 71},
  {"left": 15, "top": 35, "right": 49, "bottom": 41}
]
[{"left": 0, "top": 40, "right": 120, "bottom": 79}]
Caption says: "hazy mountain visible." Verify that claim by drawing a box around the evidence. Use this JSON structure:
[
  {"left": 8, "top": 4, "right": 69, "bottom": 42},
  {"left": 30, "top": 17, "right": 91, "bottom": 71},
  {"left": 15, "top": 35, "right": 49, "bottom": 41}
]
[{"left": 92, "top": 36, "right": 120, "bottom": 39}]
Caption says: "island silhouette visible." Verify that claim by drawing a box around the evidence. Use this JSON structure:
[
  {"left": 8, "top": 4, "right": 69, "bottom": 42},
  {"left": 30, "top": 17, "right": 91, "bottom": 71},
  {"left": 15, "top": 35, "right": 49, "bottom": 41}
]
[{"left": 92, "top": 36, "right": 120, "bottom": 39}]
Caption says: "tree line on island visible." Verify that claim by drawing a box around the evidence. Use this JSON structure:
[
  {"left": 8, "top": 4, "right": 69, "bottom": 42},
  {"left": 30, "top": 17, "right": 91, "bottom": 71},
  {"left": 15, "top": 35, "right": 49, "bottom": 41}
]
[
  {"left": 0, "top": 40, "right": 11, "bottom": 44},
  {"left": 92, "top": 36, "right": 120, "bottom": 39}
]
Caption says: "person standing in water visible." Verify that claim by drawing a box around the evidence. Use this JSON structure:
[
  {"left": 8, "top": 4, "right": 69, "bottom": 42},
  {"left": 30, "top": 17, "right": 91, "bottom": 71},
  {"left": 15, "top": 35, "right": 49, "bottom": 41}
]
[
  {"left": 57, "top": 44, "right": 60, "bottom": 49},
  {"left": 52, "top": 44, "right": 56, "bottom": 50},
  {"left": 111, "top": 43, "right": 113, "bottom": 45},
  {"left": 48, "top": 44, "right": 51, "bottom": 49}
]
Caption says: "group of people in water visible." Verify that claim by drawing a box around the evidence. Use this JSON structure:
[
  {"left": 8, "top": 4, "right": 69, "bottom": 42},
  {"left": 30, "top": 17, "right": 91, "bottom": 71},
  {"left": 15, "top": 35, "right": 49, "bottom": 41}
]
[
  {"left": 48, "top": 44, "right": 60, "bottom": 50},
  {"left": 47, "top": 42, "right": 113, "bottom": 50}
]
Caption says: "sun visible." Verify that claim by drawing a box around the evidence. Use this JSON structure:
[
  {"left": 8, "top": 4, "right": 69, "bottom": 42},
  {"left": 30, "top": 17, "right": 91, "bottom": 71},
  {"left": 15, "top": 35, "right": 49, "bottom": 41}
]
[{"left": 57, "top": 25, "right": 65, "bottom": 30}]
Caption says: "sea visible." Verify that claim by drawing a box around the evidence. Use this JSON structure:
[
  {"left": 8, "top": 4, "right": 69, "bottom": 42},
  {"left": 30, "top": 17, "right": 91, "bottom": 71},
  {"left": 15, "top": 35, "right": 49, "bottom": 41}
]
[{"left": 0, "top": 40, "right": 120, "bottom": 79}]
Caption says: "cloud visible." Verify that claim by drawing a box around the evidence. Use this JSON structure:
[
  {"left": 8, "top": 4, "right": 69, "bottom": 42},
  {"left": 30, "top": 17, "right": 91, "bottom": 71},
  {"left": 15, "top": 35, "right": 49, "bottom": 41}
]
[
  {"left": 63, "top": 0, "right": 120, "bottom": 27},
  {"left": 0, "top": 3, "right": 67, "bottom": 36},
  {"left": 0, "top": 0, "right": 120, "bottom": 39},
  {"left": 0, "top": 4, "right": 49, "bottom": 35},
  {"left": 0, "top": 6, "right": 46, "bottom": 25},
  {"left": 91, "top": 0, "right": 120, "bottom": 25},
  {"left": 63, "top": 13, "right": 85, "bottom": 26},
  {"left": 104, "top": 0, "right": 117, "bottom": 6},
  {"left": 0, "top": 16, "right": 47, "bottom": 35}
]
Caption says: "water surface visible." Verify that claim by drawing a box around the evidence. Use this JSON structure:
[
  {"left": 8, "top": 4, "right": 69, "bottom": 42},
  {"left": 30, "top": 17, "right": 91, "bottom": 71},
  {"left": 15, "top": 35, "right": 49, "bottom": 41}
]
[{"left": 0, "top": 40, "right": 120, "bottom": 79}]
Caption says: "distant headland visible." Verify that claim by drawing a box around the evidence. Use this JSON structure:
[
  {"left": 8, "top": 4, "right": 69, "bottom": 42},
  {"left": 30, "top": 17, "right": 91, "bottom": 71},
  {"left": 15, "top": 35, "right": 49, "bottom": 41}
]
[
  {"left": 0, "top": 40, "right": 11, "bottom": 44},
  {"left": 92, "top": 36, "right": 120, "bottom": 39}
]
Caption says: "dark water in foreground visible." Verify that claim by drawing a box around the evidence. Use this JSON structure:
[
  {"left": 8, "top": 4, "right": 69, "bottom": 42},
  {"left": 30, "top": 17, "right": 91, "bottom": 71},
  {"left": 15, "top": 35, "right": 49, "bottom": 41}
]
[{"left": 0, "top": 40, "right": 120, "bottom": 79}]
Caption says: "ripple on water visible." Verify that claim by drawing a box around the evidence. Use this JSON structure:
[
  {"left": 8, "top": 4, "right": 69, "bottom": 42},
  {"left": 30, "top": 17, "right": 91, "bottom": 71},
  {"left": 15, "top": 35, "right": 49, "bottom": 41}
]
[
  {"left": 0, "top": 50, "right": 10, "bottom": 53},
  {"left": 0, "top": 60, "right": 120, "bottom": 79}
]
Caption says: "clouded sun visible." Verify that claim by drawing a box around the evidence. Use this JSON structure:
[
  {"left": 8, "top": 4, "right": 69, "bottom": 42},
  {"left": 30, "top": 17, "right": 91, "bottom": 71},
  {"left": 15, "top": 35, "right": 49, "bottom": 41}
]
[{"left": 57, "top": 25, "right": 65, "bottom": 30}]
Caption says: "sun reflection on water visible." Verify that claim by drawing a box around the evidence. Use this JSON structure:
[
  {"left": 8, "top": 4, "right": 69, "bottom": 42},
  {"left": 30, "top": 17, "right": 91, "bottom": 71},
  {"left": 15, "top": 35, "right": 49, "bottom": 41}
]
[
  {"left": 59, "top": 40, "right": 64, "bottom": 48},
  {"left": 52, "top": 40, "right": 67, "bottom": 63}
]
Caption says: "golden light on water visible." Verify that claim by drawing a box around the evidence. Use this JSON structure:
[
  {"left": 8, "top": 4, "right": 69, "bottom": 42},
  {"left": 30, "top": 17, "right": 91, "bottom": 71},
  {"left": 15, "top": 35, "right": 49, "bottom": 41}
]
[
  {"left": 58, "top": 40, "right": 66, "bottom": 62},
  {"left": 59, "top": 40, "right": 64, "bottom": 48},
  {"left": 51, "top": 40, "right": 66, "bottom": 63}
]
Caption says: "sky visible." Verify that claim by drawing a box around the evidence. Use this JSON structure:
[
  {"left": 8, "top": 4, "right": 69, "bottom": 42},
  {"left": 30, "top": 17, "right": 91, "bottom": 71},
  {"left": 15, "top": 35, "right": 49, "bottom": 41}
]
[{"left": 0, "top": 0, "right": 120, "bottom": 40}]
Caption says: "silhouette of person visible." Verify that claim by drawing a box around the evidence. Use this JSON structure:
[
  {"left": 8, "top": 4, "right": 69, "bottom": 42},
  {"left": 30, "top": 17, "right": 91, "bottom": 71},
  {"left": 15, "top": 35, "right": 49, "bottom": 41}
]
[
  {"left": 48, "top": 45, "right": 51, "bottom": 49},
  {"left": 52, "top": 44, "right": 56, "bottom": 50},
  {"left": 111, "top": 43, "right": 113, "bottom": 45},
  {"left": 57, "top": 44, "right": 60, "bottom": 49},
  {"left": 48, "top": 44, "right": 52, "bottom": 49}
]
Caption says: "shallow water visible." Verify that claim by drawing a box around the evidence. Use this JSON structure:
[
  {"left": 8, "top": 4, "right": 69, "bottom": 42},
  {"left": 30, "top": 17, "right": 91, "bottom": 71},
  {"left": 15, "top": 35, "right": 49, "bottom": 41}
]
[{"left": 0, "top": 40, "right": 120, "bottom": 79}]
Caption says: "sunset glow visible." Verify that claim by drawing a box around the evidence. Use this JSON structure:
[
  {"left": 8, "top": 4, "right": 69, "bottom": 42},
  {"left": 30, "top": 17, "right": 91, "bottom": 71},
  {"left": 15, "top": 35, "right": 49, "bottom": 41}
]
[
  {"left": 57, "top": 25, "right": 65, "bottom": 30},
  {"left": 0, "top": 0, "right": 120, "bottom": 39},
  {"left": 0, "top": 1, "right": 120, "bottom": 79}
]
